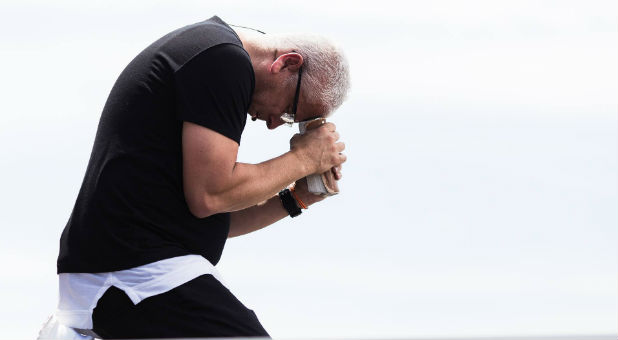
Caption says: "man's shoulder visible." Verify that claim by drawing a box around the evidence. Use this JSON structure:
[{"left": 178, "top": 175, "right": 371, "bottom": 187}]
[{"left": 157, "top": 16, "right": 245, "bottom": 72}]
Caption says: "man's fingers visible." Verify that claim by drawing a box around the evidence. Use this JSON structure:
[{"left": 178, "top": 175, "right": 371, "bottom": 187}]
[
  {"left": 335, "top": 142, "right": 345, "bottom": 152},
  {"left": 315, "top": 126, "right": 338, "bottom": 141},
  {"left": 332, "top": 168, "right": 340, "bottom": 180},
  {"left": 338, "top": 153, "right": 347, "bottom": 164},
  {"left": 323, "top": 122, "right": 336, "bottom": 132},
  {"left": 331, "top": 166, "right": 342, "bottom": 180},
  {"left": 332, "top": 131, "right": 340, "bottom": 141}
]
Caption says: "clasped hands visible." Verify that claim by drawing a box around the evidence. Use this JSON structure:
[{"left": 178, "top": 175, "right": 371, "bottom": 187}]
[{"left": 289, "top": 122, "right": 346, "bottom": 205}]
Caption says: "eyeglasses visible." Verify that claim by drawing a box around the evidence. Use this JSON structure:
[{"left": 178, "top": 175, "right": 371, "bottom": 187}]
[{"left": 280, "top": 65, "right": 303, "bottom": 126}]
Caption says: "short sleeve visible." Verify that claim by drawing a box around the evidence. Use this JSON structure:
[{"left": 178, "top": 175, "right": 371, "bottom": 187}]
[{"left": 174, "top": 43, "right": 254, "bottom": 144}]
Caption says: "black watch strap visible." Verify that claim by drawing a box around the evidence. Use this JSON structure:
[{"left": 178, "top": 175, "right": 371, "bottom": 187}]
[{"left": 278, "top": 188, "right": 302, "bottom": 218}]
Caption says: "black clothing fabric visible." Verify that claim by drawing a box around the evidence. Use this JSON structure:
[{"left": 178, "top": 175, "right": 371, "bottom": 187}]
[
  {"left": 92, "top": 275, "right": 270, "bottom": 338},
  {"left": 58, "top": 16, "right": 254, "bottom": 273}
]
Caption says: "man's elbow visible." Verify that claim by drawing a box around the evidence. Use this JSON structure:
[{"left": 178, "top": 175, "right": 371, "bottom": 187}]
[{"left": 186, "top": 193, "right": 224, "bottom": 219}]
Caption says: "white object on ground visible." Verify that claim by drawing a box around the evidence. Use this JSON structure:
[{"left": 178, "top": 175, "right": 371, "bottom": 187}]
[{"left": 37, "top": 314, "right": 94, "bottom": 340}]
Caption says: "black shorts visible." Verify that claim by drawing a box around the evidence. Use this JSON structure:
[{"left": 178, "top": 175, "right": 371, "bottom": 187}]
[{"left": 92, "top": 274, "right": 269, "bottom": 338}]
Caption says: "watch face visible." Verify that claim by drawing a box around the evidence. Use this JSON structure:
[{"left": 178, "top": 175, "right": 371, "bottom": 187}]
[{"left": 279, "top": 189, "right": 302, "bottom": 217}]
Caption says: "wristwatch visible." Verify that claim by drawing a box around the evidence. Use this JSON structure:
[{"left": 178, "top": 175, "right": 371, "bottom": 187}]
[{"left": 278, "top": 188, "right": 302, "bottom": 218}]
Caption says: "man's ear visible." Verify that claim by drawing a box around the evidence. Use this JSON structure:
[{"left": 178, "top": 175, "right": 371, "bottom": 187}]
[{"left": 269, "top": 52, "right": 304, "bottom": 74}]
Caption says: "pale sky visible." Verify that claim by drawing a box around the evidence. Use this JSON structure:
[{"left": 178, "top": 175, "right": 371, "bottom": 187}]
[{"left": 0, "top": 1, "right": 616, "bottom": 339}]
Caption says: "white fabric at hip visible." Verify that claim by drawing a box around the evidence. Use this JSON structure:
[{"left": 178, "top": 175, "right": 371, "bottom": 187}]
[{"left": 55, "top": 254, "right": 223, "bottom": 330}]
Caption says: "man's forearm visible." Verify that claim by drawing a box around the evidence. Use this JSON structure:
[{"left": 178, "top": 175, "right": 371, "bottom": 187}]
[
  {"left": 205, "top": 151, "right": 308, "bottom": 214},
  {"left": 228, "top": 178, "right": 325, "bottom": 237},
  {"left": 228, "top": 195, "right": 288, "bottom": 238}
]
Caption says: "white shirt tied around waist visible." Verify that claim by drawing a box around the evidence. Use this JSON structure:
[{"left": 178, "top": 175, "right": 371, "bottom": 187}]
[{"left": 55, "top": 254, "right": 224, "bottom": 330}]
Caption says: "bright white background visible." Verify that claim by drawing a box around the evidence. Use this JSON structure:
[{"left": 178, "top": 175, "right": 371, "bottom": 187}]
[{"left": 0, "top": 0, "right": 616, "bottom": 339}]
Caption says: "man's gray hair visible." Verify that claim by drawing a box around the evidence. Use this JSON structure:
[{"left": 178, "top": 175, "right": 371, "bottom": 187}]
[{"left": 270, "top": 33, "right": 351, "bottom": 115}]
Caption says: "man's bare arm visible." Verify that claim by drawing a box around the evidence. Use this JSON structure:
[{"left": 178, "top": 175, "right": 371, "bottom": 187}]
[
  {"left": 228, "top": 195, "right": 290, "bottom": 238},
  {"left": 182, "top": 121, "right": 345, "bottom": 218},
  {"left": 228, "top": 176, "right": 339, "bottom": 237}
]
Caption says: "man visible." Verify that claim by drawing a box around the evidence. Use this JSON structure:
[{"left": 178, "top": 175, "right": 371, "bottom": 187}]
[{"left": 40, "top": 15, "right": 350, "bottom": 339}]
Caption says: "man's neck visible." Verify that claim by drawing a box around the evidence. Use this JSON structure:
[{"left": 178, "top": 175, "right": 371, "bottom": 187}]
[
  {"left": 235, "top": 31, "right": 272, "bottom": 68},
  {"left": 234, "top": 31, "right": 277, "bottom": 96}
]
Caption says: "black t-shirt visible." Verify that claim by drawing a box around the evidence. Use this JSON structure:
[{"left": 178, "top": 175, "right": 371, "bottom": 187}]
[{"left": 57, "top": 16, "right": 254, "bottom": 273}]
